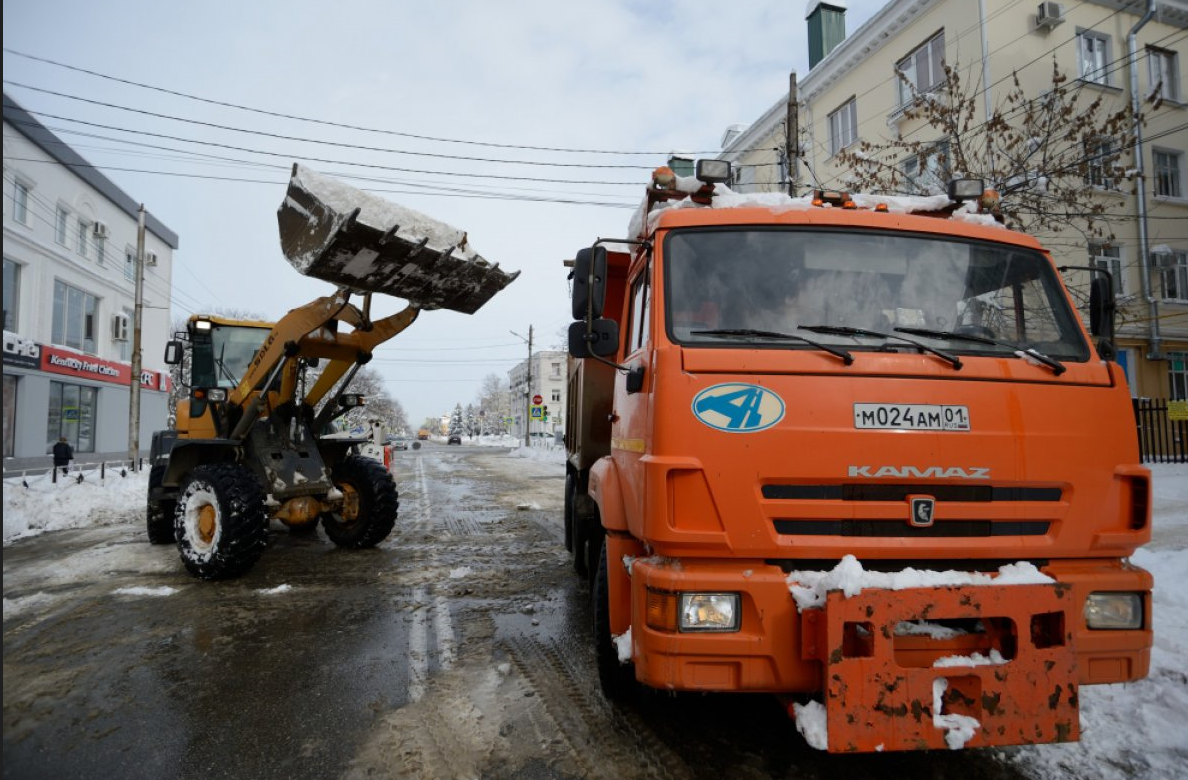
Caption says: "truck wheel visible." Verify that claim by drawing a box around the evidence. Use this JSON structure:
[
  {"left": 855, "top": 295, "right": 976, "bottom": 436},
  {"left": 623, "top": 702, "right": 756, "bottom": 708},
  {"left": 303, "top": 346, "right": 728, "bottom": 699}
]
[
  {"left": 321, "top": 455, "right": 399, "bottom": 549},
  {"left": 174, "top": 464, "right": 267, "bottom": 580},
  {"left": 146, "top": 464, "right": 175, "bottom": 544},
  {"left": 593, "top": 539, "right": 636, "bottom": 700},
  {"left": 563, "top": 472, "right": 575, "bottom": 553}
]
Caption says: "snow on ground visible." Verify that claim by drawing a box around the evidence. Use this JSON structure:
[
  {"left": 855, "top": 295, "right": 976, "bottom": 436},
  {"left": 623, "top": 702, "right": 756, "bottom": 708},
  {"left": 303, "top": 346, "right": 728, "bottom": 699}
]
[{"left": 2, "top": 456, "right": 1185, "bottom": 777}]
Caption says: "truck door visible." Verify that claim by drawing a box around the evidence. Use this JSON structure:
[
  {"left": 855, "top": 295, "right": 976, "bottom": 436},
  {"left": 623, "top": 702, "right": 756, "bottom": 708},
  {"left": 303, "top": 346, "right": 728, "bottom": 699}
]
[{"left": 612, "top": 258, "right": 652, "bottom": 527}]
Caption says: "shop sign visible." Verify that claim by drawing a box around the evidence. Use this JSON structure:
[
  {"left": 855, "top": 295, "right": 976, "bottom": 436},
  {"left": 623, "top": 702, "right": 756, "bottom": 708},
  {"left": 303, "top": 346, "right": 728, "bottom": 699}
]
[{"left": 2, "top": 331, "right": 41, "bottom": 369}]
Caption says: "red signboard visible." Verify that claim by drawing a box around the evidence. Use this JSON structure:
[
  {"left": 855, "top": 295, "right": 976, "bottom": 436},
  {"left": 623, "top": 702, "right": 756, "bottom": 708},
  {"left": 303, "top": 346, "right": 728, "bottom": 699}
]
[
  {"left": 34, "top": 344, "right": 170, "bottom": 392},
  {"left": 533, "top": 394, "right": 543, "bottom": 405}
]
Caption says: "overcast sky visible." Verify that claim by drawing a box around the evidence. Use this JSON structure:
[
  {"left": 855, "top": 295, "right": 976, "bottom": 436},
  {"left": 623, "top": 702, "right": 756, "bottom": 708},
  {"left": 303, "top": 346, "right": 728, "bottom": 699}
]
[{"left": 3, "top": 0, "right": 883, "bottom": 426}]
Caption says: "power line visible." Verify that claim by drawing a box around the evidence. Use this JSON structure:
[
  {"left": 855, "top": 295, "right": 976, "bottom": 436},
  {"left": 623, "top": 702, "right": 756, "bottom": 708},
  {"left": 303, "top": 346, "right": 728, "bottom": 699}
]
[{"left": 3, "top": 47, "right": 718, "bottom": 157}]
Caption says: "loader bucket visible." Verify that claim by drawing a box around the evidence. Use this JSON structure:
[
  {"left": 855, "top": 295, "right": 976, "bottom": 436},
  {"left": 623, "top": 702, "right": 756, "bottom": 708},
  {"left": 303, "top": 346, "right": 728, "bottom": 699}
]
[{"left": 277, "top": 164, "right": 518, "bottom": 314}]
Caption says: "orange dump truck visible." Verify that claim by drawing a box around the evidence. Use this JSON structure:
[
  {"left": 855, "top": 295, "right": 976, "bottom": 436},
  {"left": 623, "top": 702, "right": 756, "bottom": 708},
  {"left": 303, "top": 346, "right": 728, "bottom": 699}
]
[{"left": 562, "top": 161, "right": 1152, "bottom": 753}]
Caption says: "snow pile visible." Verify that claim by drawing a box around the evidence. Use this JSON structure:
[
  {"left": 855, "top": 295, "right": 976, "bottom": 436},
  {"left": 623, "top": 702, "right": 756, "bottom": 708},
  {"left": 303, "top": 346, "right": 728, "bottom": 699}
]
[
  {"left": 3, "top": 466, "right": 149, "bottom": 543},
  {"left": 613, "top": 627, "right": 633, "bottom": 664},
  {"left": 784, "top": 554, "right": 1052, "bottom": 611},
  {"left": 627, "top": 178, "right": 1005, "bottom": 240},
  {"left": 792, "top": 700, "right": 829, "bottom": 750},
  {"left": 286, "top": 164, "right": 478, "bottom": 272},
  {"left": 933, "top": 649, "right": 1007, "bottom": 668},
  {"left": 112, "top": 586, "right": 177, "bottom": 597}
]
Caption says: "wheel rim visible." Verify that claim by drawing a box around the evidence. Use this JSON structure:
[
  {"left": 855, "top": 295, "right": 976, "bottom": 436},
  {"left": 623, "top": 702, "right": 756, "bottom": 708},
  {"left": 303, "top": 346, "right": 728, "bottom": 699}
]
[
  {"left": 197, "top": 505, "right": 217, "bottom": 544},
  {"left": 339, "top": 482, "right": 360, "bottom": 523}
]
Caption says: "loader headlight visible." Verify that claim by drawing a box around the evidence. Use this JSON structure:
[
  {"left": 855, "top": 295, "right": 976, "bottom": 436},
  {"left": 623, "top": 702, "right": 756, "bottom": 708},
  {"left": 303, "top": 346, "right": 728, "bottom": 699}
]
[
  {"left": 1084, "top": 592, "right": 1143, "bottom": 630},
  {"left": 679, "top": 593, "right": 741, "bottom": 632},
  {"left": 206, "top": 388, "right": 227, "bottom": 402}
]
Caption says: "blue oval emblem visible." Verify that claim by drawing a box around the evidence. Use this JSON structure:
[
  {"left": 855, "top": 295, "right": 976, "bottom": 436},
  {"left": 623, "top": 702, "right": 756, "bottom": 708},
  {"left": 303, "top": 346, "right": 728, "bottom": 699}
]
[{"left": 692, "top": 383, "right": 785, "bottom": 432}]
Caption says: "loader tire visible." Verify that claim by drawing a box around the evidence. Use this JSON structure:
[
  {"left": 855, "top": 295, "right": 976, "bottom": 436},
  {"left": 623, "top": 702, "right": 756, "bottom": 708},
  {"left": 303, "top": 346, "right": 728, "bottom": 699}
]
[
  {"left": 146, "top": 464, "right": 176, "bottom": 544},
  {"left": 321, "top": 455, "right": 398, "bottom": 549},
  {"left": 593, "top": 539, "right": 636, "bottom": 700},
  {"left": 174, "top": 464, "right": 267, "bottom": 580}
]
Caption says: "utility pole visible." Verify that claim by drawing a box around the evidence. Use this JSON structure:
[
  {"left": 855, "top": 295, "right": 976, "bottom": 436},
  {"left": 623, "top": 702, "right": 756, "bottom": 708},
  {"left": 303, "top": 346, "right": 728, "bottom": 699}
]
[
  {"left": 127, "top": 205, "right": 146, "bottom": 470},
  {"left": 511, "top": 325, "right": 533, "bottom": 447},
  {"left": 785, "top": 71, "right": 799, "bottom": 197}
]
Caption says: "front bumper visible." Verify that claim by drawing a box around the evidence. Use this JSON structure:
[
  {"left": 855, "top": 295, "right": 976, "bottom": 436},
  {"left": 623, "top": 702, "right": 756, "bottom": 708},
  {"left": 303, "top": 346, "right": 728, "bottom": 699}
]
[{"left": 627, "top": 556, "right": 1151, "bottom": 752}]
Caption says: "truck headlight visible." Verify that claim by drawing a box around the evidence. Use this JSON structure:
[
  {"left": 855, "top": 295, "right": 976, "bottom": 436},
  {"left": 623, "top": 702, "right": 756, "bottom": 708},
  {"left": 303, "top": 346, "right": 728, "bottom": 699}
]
[
  {"left": 1084, "top": 592, "right": 1143, "bottom": 630},
  {"left": 679, "top": 593, "right": 740, "bottom": 632}
]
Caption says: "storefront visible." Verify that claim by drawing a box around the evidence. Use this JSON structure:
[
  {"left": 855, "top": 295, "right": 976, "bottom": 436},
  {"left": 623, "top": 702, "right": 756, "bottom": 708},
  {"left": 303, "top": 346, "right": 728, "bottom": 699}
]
[{"left": 2, "top": 330, "right": 170, "bottom": 461}]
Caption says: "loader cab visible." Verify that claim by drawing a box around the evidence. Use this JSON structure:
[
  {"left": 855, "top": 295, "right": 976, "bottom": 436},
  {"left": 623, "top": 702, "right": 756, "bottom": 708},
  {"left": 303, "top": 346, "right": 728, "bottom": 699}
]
[{"left": 182, "top": 317, "right": 272, "bottom": 390}]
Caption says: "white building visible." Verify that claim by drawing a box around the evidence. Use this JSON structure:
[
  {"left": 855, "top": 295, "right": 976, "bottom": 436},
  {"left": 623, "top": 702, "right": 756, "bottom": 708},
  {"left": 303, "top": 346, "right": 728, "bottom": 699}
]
[
  {"left": 508, "top": 350, "right": 567, "bottom": 439},
  {"left": 3, "top": 92, "right": 178, "bottom": 465}
]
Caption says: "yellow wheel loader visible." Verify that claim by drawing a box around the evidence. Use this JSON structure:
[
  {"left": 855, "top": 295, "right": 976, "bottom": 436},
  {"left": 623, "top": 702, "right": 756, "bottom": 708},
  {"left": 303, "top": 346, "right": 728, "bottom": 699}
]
[{"left": 146, "top": 164, "right": 517, "bottom": 579}]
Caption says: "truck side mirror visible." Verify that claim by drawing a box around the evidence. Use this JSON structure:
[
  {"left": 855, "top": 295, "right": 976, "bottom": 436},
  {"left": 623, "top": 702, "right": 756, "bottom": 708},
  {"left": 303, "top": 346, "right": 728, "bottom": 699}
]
[
  {"left": 1089, "top": 275, "right": 1116, "bottom": 359},
  {"left": 164, "top": 340, "right": 183, "bottom": 365},
  {"left": 568, "top": 319, "right": 619, "bottom": 358},
  {"left": 571, "top": 246, "right": 608, "bottom": 320}
]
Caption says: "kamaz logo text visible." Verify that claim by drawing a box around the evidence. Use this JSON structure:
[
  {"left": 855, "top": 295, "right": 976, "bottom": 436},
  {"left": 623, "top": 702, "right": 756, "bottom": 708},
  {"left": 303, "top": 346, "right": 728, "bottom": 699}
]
[{"left": 848, "top": 465, "right": 991, "bottom": 479}]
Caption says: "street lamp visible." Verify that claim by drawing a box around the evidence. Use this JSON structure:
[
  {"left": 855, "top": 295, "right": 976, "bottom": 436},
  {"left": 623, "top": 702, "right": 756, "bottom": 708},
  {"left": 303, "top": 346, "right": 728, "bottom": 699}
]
[{"left": 510, "top": 325, "right": 533, "bottom": 447}]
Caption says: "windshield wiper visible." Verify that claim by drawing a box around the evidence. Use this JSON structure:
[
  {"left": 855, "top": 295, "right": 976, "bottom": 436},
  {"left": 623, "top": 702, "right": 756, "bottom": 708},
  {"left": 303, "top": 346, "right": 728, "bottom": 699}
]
[
  {"left": 798, "top": 324, "right": 962, "bottom": 370},
  {"left": 893, "top": 327, "right": 1066, "bottom": 376},
  {"left": 690, "top": 328, "right": 853, "bottom": 365},
  {"left": 215, "top": 343, "right": 239, "bottom": 386}
]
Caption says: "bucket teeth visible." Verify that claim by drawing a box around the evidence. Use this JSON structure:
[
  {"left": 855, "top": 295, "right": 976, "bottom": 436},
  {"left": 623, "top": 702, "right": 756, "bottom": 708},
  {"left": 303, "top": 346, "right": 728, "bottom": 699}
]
[{"left": 277, "top": 164, "right": 517, "bottom": 313}]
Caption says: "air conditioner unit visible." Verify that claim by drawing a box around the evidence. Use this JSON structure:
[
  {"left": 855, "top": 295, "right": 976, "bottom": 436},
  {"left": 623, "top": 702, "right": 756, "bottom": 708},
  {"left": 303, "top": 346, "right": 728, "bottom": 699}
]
[
  {"left": 92, "top": 221, "right": 109, "bottom": 239},
  {"left": 145, "top": 251, "right": 158, "bottom": 267},
  {"left": 1035, "top": 2, "right": 1065, "bottom": 30},
  {"left": 112, "top": 312, "right": 130, "bottom": 342}
]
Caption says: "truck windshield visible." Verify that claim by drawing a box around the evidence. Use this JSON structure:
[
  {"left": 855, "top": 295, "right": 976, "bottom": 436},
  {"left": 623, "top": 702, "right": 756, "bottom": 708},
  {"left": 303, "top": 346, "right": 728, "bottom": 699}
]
[
  {"left": 664, "top": 228, "right": 1089, "bottom": 362},
  {"left": 190, "top": 324, "right": 271, "bottom": 389}
]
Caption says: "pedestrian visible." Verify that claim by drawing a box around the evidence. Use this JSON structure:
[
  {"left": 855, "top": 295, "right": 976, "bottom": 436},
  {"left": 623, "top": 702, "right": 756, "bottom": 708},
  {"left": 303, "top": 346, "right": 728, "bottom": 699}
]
[{"left": 52, "top": 436, "right": 74, "bottom": 476}]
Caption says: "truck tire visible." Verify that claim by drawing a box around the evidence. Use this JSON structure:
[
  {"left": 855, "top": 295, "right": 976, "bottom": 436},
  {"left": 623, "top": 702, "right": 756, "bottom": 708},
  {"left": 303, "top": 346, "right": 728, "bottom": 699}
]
[
  {"left": 174, "top": 464, "right": 268, "bottom": 580},
  {"left": 593, "top": 539, "right": 636, "bottom": 700},
  {"left": 321, "top": 455, "right": 399, "bottom": 549},
  {"left": 146, "top": 464, "right": 175, "bottom": 544},
  {"left": 563, "top": 471, "right": 576, "bottom": 553}
]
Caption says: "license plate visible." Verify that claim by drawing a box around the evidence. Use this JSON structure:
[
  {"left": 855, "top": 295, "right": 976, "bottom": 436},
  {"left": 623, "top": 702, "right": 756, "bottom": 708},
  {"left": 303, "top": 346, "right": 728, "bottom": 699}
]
[{"left": 854, "top": 403, "right": 970, "bottom": 431}]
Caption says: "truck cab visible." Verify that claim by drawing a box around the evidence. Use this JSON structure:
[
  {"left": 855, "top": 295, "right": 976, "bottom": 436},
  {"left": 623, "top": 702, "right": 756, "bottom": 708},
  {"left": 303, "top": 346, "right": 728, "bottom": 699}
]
[{"left": 565, "top": 164, "right": 1152, "bottom": 752}]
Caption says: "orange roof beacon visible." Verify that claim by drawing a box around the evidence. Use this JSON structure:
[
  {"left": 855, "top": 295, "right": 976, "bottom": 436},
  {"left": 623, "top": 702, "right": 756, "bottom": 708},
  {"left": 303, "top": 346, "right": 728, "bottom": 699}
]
[{"left": 562, "top": 160, "right": 1151, "bottom": 753}]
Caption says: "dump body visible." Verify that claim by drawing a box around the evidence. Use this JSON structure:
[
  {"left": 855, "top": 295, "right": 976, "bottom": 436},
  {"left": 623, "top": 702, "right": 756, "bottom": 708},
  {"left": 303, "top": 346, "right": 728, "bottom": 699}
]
[{"left": 566, "top": 192, "right": 1151, "bottom": 752}]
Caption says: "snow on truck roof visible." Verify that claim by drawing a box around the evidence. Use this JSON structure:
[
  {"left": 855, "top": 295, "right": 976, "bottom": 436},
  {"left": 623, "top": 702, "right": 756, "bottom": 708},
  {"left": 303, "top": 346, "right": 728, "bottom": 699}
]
[{"left": 627, "top": 175, "right": 1006, "bottom": 242}]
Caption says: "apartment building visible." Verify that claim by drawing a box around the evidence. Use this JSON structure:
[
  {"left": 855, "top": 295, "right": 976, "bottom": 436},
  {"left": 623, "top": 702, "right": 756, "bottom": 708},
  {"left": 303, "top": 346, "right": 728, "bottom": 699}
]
[
  {"left": 3, "top": 92, "right": 178, "bottom": 462},
  {"left": 720, "top": 0, "right": 1188, "bottom": 399}
]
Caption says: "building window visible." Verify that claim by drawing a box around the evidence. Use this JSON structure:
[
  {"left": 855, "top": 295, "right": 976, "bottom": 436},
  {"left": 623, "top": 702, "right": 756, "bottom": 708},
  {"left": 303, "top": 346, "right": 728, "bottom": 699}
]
[
  {"left": 3, "top": 375, "right": 15, "bottom": 457},
  {"left": 56, "top": 207, "right": 69, "bottom": 245},
  {"left": 117, "top": 306, "right": 134, "bottom": 361},
  {"left": 1169, "top": 352, "right": 1188, "bottom": 400},
  {"left": 12, "top": 180, "right": 30, "bottom": 225},
  {"left": 124, "top": 248, "right": 136, "bottom": 281},
  {"left": 51, "top": 279, "right": 99, "bottom": 353},
  {"left": 731, "top": 164, "right": 756, "bottom": 193},
  {"left": 47, "top": 381, "right": 98, "bottom": 454},
  {"left": 76, "top": 220, "right": 89, "bottom": 258},
  {"left": 1089, "top": 244, "right": 1125, "bottom": 297},
  {"left": 900, "top": 141, "right": 950, "bottom": 194},
  {"left": 551, "top": 389, "right": 561, "bottom": 403},
  {"left": 550, "top": 362, "right": 562, "bottom": 378},
  {"left": 1086, "top": 139, "right": 1119, "bottom": 189},
  {"left": 3, "top": 258, "right": 19, "bottom": 331},
  {"left": 1148, "top": 47, "right": 1180, "bottom": 102},
  {"left": 1153, "top": 149, "right": 1183, "bottom": 198},
  {"left": 828, "top": 98, "right": 858, "bottom": 156},
  {"left": 1157, "top": 249, "right": 1188, "bottom": 302},
  {"left": 1078, "top": 30, "right": 1111, "bottom": 85},
  {"left": 96, "top": 237, "right": 105, "bottom": 267},
  {"left": 896, "top": 31, "right": 945, "bottom": 107}
]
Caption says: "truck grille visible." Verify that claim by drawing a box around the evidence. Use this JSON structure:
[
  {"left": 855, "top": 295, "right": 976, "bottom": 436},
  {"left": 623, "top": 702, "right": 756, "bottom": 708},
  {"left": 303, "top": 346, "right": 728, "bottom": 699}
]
[{"left": 764, "top": 483, "right": 1061, "bottom": 538}]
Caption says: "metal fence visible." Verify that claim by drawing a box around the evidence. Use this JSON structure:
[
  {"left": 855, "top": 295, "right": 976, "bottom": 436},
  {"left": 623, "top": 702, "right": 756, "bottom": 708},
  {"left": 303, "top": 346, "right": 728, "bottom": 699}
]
[{"left": 1133, "top": 398, "right": 1188, "bottom": 464}]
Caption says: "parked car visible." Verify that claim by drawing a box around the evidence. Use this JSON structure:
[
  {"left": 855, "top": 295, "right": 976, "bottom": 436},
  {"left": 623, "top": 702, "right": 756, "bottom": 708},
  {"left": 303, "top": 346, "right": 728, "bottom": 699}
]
[
  {"left": 448, "top": 434, "right": 462, "bottom": 445},
  {"left": 389, "top": 437, "right": 410, "bottom": 451}
]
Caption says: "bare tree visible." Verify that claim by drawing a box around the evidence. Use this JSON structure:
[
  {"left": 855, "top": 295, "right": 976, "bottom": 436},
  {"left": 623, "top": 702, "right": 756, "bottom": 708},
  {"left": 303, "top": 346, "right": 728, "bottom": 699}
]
[{"left": 833, "top": 59, "right": 1162, "bottom": 324}]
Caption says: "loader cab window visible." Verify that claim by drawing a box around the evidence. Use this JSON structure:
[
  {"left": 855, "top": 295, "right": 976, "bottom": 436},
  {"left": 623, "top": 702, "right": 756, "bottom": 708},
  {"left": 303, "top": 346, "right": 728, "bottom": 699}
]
[
  {"left": 663, "top": 227, "right": 1089, "bottom": 361},
  {"left": 190, "top": 324, "right": 270, "bottom": 389}
]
